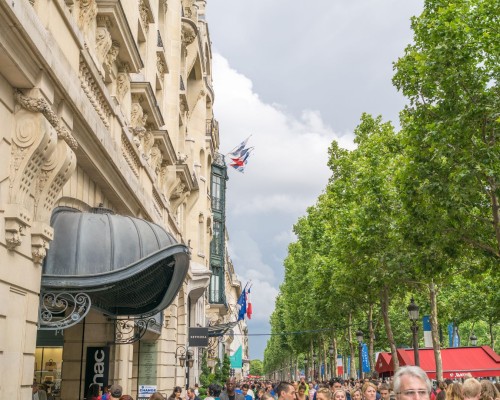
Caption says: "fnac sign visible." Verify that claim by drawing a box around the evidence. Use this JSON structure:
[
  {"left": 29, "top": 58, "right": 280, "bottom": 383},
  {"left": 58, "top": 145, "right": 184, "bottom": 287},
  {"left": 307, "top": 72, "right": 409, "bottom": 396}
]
[{"left": 84, "top": 346, "right": 110, "bottom": 392}]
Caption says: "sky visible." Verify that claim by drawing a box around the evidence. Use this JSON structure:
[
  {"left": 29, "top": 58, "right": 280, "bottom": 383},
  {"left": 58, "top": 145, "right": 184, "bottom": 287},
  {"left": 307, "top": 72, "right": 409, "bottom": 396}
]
[{"left": 206, "top": 0, "right": 424, "bottom": 360}]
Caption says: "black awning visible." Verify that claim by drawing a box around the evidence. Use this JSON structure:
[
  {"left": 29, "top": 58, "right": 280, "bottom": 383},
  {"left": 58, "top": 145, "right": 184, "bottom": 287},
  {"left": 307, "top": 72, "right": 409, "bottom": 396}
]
[
  {"left": 42, "top": 207, "right": 189, "bottom": 317},
  {"left": 208, "top": 320, "right": 238, "bottom": 337}
]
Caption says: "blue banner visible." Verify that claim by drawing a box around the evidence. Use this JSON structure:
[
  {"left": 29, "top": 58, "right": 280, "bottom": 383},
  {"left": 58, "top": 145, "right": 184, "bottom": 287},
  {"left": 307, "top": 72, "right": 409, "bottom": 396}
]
[
  {"left": 362, "top": 343, "right": 370, "bottom": 373},
  {"left": 347, "top": 356, "right": 351, "bottom": 376},
  {"left": 448, "top": 323, "right": 453, "bottom": 347},
  {"left": 230, "top": 345, "right": 242, "bottom": 368},
  {"left": 422, "top": 315, "right": 431, "bottom": 331}
]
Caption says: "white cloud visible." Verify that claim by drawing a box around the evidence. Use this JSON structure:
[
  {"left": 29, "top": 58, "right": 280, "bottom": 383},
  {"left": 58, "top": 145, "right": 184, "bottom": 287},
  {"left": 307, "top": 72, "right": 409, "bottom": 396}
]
[{"left": 212, "top": 52, "right": 355, "bottom": 348}]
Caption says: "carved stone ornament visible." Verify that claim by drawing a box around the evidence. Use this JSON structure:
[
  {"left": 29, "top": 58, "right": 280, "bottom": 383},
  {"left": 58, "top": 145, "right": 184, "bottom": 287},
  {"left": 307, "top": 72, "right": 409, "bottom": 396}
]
[
  {"left": 96, "top": 26, "right": 112, "bottom": 65},
  {"left": 176, "top": 152, "right": 189, "bottom": 164},
  {"left": 31, "top": 222, "right": 54, "bottom": 265},
  {"left": 78, "top": 0, "right": 98, "bottom": 33},
  {"left": 116, "top": 73, "right": 130, "bottom": 102},
  {"left": 4, "top": 204, "right": 31, "bottom": 250},
  {"left": 156, "top": 55, "right": 165, "bottom": 76},
  {"left": 105, "top": 40, "right": 120, "bottom": 70},
  {"left": 139, "top": 0, "right": 151, "bottom": 32},
  {"left": 13, "top": 90, "right": 78, "bottom": 150},
  {"left": 149, "top": 143, "right": 163, "bottom": 173},
  {"left": 181, "top": 22, "right": 197, "bottom": 48}
]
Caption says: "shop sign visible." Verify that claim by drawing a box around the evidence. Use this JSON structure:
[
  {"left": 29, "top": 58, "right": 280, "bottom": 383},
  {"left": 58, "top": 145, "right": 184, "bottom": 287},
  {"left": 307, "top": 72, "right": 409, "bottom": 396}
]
[
  {"left": 138, "top": 385, "right": 157, "bottom": 400},
  {"left": 84, "top": 347, "right": 110, "bottom": 391},
  {"left": 188, "top": 327, "right": 209, "bottom": 347}
]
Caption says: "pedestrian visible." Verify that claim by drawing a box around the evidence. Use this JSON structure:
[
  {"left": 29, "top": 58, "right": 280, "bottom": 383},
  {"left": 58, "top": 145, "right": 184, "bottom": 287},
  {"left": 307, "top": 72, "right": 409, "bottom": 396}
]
[
  {"left": 276, "top": 382, "right": 297, "bottom": 400},
  {"left": 102, "top": 386, "right": 111, "bottom": 400},
  {"left": 316, "top": 388, "right": 332, "bottom": 400},
  {"left": 297, "top": 385, "right": 308, "bottom": 400},
  {"left": 149, "top": 393, "right": 165, "bottom": 400},
  {"left": 362, "top": 383, "right": 377, "bottom": 400},
  {"left": 187, "top": 387, "right": 202, "bottom": 400},
  {"left": 243, "top": 384, "right": 254, "bottom": 400},
  {"left": 220, "top": 378, "right": 245, "bottom": 400},
  {"left": 110, "top": 385, "right": 123, "bottom": 400},
  {"left": 462, "top": 379, "right": 481, "bottom": 400},
  {"left": 394, "top": 366, "right": 431, "bottom": 400},
  {"left": 334, "top": 390, "right": 347, "bottom": 400},
  {"left": 480, "top": 380, "right": 499, "bottom": 400},
  {"left": 120, "top": 396, "right": 134, "bottom": 400},
  {"left": 88, "top": 383, "right": 102, "bottom": 400},
  {"left": 351, "top": 389, "right": 362, "bottom": 400},
  {"left": 446, "top": 383, "right": 463, "bottom": 400},
  {"left": 168, "top": 387, "right": 183, "bottom": 400}
]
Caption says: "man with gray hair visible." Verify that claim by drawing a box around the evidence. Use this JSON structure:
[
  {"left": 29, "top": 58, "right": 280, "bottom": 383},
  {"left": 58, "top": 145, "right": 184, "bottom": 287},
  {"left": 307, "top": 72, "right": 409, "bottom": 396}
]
[
  {"left": 394, "top": 366, "right": 432, "bottom": 400},
  {"left": 462, "top": 378, "right": 481, "bottom": 400}
]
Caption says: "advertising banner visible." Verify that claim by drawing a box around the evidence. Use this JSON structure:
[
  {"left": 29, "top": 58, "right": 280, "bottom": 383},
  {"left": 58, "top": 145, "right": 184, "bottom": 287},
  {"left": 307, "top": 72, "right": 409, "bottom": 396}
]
[{"left": 84, "top": 347, "right": 110, "bottom": 393}]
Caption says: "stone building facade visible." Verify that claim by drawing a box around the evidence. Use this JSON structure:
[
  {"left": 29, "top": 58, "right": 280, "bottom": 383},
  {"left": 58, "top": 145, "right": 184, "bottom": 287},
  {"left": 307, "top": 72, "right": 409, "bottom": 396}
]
[{"left": 0, "top": 0, "right": 223, "bottom": 398}]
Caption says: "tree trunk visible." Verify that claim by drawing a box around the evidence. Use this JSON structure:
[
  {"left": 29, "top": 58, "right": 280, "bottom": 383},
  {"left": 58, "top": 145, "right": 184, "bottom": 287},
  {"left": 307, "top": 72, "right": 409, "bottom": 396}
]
[
  {"left": 429, "top": 281, "right": 443, "bottom": 381},
  {"left": 333, "top": 336, "right": 338, "bottom": 378},
  {"left": 380, "top": 285, "right": 399, "bottom": 370},
  {"left": 368, "top": 303, "right": 375, "bottom": 373},
  {"left": 348, "top": 311, "right": 357, "bottom": 379},
  {"left": 489, "top": 318, "right": 495, "bottom": 349},
  {"left": 310, "top": 337, "right": 314, "bottom": 380}
]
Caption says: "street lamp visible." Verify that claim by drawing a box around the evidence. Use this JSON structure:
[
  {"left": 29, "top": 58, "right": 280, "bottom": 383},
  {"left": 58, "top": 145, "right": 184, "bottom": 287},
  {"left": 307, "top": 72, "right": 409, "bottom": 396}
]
[
  {"left": 176, "top": 346, "right": 194, "bottom": 389},
  {"left": 312, "top": 352, "right": 318, "bottom": 380},
  {"left": 356, "top": 330, "right": 364, "bottom": 380},
  {"left": 470, "top": 333, "right": 478, "bottom": 346},
  {"left": 329, "top": 344, "right": 335, "bottom": 379},
  {"left": 407, "top": 297, "right": 420, "bottom": 366}
]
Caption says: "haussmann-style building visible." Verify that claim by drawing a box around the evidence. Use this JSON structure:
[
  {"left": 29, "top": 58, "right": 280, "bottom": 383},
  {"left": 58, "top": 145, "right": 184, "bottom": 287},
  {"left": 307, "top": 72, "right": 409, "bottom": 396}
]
[{"left": 0, "top": 0, "right": 246, "bottom": 398}]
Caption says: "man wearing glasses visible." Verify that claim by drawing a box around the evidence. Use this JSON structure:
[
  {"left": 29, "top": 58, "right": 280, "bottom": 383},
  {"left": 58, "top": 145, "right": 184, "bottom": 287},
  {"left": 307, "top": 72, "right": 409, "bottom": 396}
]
[{"left": 394, "top": 366, "right": 431, "bottom": 400}]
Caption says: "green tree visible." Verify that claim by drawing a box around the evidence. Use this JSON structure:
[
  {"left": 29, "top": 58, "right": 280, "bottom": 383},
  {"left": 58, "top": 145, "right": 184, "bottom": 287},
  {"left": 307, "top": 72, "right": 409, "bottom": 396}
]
[{"left": 249, "top": 359, "right": 264, "bottom": 376}]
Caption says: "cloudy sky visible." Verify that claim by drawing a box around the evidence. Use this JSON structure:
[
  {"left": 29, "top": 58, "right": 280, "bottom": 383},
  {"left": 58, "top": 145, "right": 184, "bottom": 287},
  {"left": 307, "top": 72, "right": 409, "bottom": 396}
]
[{"left": 206, "top": 0, "right": 424, "bottom": 360}]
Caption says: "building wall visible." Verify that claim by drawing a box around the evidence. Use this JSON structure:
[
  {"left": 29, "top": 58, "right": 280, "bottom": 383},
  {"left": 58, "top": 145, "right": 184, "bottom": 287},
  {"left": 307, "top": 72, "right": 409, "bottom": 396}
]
[{"left": 0, "top": 0, "right": 216, "bottom": 398}]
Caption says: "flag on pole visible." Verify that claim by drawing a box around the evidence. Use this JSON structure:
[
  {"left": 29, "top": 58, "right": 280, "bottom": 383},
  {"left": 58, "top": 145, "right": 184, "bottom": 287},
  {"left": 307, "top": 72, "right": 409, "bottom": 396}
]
[
  {"left": 227, "top": 137, "right": 254, "bottom": 173},
  {"left": 246, "top": 288, "right": 252, "bottom": 320},
  {"left": 237, "top": 287, "right": 247, "bottom": 321}
]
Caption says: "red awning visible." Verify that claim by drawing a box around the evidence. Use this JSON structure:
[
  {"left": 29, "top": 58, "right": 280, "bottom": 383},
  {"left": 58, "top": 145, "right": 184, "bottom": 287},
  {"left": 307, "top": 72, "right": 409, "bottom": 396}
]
[
  {"left": 376, "top": 352, "right": 393, "bottom": 374},
  {"left": 377, "top": 346, "right": 500, "bottom": 379}
]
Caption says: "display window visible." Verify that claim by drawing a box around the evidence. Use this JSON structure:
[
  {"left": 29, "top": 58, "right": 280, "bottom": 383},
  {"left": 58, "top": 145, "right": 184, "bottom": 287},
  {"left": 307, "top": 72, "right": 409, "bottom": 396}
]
[{"left": 35, "top": 346, "right": 63, "bottom": 398}]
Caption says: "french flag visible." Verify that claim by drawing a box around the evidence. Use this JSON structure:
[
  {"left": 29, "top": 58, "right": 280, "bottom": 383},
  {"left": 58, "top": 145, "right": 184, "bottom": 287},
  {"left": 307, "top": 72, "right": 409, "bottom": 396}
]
[{"left": 246, "top": 288, "right": 252, "bottom": 319}]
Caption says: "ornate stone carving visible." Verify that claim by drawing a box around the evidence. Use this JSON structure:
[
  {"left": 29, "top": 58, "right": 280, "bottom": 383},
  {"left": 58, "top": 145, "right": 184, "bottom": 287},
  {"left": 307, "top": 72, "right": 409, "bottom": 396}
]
[
  {"left": 116, "top": 72, "right": 130, "bottom": 102},
  {"left": 4, "top": 205, "right": 31, "bottom": 251},
  {"left": 181, "top": 22, "right": 197, "bottom": 48},
  {"left": 31, "top": 222, "right": 54, "bottom": 266},
  {"left": 157, "top": 55, "right": 165, "bottom": 76},
  {"left": 149, "top": 143, "right": 163, "bottom": 173},
  {"left": 34, "top": 141, "right": 77, "bottom": 224},
  {"left": 78, "top": 0, "right": 97, "bottom": 33},
  {"left": 139, "top": 0, "right": 151, "bottom": 32},
  {"left": 105, "top": 40, "right": 120, "bottom": 70},
  {"left": 177, "top": 152, "right": 189, "bottom": 164},
  {"left": 14, "top": 90, "right": 78, "bottom": 150},
  {"left": 121, "top": 134, "right": 141, "bottom": 178},
  {"left": 95, "top": 26, "right": 112, "bottom": 65},
  {"left": 141, "top": 130, "right": 154, "bottom": 160},
  {"left": 79, "top": 59, "right": 112, "bottom": 129}
]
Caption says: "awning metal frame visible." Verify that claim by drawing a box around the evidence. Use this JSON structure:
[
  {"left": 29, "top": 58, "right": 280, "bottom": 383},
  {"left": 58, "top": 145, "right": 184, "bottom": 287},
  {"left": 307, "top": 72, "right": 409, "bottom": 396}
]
[
  {"left": 38, "top": 290, "right": 92, "bottom": 331},
  {"left": 111, "top": 316, "right": 160, "bottom": 345}
]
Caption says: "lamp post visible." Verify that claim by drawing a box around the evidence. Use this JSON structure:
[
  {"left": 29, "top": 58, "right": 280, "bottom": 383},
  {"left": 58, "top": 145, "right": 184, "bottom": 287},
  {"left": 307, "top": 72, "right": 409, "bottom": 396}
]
[
  {"left": 470, "top": 333, "right": 478, "bottom": 346},
  {"left": 329, "top": 344, "right": 335, "bottom": 379},
  {"left": 176, "top": 346, "right": 194, "bottom": 389},
  {"left": 312, "top": 352, "right": 318, "bottom": 380},
  {"left": 356, "top": 330, "right": 364, "bottom": 380},
  {"left": 407, "top": 297, "right": 420, "bottom": 367}
]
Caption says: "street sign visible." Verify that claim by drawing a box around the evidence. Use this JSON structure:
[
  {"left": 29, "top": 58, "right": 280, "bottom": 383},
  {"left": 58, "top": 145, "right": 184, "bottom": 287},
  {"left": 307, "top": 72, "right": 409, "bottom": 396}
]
[{"left": 188, "top": 327, "right": 209, "bottom": 347}]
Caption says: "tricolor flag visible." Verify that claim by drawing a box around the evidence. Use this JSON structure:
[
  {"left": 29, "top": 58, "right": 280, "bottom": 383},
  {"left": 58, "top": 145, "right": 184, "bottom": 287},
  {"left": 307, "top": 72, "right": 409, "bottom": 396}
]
[
  {"left": 227, "top": 137, "right": 254, "bottom": 173},
  {"left": 246, "top": 288, "right": 252, "bottom": 319}
]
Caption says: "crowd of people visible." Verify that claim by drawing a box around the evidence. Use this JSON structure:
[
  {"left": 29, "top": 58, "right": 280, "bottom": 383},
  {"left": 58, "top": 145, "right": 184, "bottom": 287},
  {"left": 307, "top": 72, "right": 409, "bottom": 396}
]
[{"left": 48, "top": 367, "right": 499, "bottom": 400}]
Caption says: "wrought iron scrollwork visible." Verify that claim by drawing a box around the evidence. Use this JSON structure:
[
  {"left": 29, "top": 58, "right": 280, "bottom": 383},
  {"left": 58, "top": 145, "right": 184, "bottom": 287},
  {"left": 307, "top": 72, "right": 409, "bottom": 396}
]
[
  {"left": 38, "top": 291, "right": 91, "bottom": 330},
  {"left": 113, "top": 317, "right": 158, "bottom": 344}
]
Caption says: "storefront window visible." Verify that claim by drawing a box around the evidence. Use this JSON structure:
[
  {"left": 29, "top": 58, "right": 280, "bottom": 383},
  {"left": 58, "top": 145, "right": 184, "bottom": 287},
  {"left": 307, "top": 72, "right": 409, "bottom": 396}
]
[{"left": 36, "top": 331, "right": 64, "bottom": 398}]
